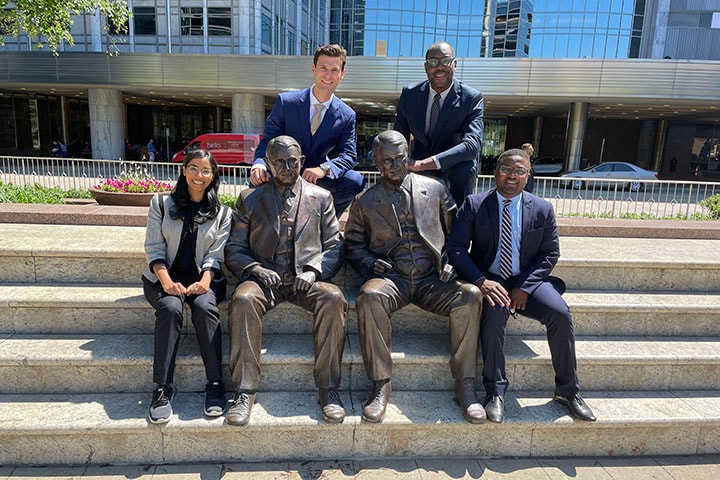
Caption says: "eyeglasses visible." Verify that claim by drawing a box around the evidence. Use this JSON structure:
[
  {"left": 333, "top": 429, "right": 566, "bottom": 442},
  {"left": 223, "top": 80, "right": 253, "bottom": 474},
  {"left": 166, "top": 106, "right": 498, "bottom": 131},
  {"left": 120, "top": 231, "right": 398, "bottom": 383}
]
[
  {"left": 186, "top": 165, "right": 213, "bottom": 177},
  {"left": 498, "top": 166, "right": 529, "bottom": 176},
  {"left": 424, "top": 56, "right": 455, "bottom": 68}
]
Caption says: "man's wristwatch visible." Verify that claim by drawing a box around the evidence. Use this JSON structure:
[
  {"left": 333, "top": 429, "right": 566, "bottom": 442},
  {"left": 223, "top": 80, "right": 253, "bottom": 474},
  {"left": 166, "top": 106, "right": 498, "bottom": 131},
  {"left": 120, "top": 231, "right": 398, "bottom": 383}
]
[{"left": 320, "top": 162, "right": 332, "bottom": 176}]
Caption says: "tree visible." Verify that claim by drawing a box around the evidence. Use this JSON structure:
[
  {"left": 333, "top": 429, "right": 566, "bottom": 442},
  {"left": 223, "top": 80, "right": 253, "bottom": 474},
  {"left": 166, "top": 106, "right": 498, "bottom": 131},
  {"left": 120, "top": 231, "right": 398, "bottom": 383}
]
[{"left": 0, "top": 0, "right": 130, "bottom": 54}]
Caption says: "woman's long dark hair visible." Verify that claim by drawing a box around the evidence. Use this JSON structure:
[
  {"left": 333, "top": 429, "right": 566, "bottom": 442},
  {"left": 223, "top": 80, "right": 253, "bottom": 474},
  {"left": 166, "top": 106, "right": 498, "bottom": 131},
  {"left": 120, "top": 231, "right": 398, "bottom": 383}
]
[{"left": 169, "top": 149, "right": 222, "bottom": 224}]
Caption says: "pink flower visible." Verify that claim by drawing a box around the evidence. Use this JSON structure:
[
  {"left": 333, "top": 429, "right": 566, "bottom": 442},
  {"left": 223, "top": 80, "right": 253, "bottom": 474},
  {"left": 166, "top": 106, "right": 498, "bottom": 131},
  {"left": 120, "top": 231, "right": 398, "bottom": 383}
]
[{"left": 92, "top": 178, "right": 173, "bottom": 193}]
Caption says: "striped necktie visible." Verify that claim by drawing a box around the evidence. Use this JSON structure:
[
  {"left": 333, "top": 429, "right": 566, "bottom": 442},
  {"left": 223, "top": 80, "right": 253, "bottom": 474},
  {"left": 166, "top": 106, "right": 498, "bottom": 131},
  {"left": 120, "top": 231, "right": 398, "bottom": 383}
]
[{"left": 500, "top": 199, "right": 513, "bottom": 279}]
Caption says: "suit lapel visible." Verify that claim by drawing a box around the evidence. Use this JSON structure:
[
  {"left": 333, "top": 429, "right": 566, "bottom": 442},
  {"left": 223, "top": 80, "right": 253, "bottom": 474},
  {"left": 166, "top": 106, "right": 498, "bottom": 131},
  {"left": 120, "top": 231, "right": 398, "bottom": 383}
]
[
  {"left": 259, "top": 188, "right": 281, "bottom": 235},
  {"left": 520, "top": 192, "right": 533, "bottom": 252},
  {"left": 433, "top": 80, "right": 460, "bottom": 141},
  {"left": 373, "top": 185, "right": 401, "bottom": 234},
  {"left": 410, "top": 174, "right": 430, "bottom": 221},
  {"left": 295, "top": 182, "right": 313, "bottom": 237},
  {"left": 487, "top": 190, "right": 501, "bottom": 253},
  {"left": 297, "top": 88, "right": 313, "bottom": 151},
  {"left": 415, "top": 82, "right": 432, "bottom": 145}
]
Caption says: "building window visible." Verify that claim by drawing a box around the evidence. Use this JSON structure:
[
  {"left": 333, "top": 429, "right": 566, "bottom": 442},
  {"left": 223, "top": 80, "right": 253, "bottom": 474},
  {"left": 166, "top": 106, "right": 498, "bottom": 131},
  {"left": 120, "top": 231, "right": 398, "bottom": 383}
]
[
  {"left": 261, "top": 13, "right": 272, "bottom": 46},
  {"left": 275, "top": 15, "right": 286, "bottom": 54},
  {"left": 181, "top": 7, "right": 204, "bottom": 36},
  {"left": 133, "top": 7, "right": 156, "bottom": 35},
  {"left": 288, "top": 31, "right": 296, "bottom": 55},
  {"left": 208, "top": 8, "right": 231, "bottom": 36}
]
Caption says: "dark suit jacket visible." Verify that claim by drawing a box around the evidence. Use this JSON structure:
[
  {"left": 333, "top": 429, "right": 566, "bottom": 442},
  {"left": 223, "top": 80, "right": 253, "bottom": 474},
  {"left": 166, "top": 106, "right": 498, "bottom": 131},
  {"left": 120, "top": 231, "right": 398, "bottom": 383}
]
[
  {"left": 394, "top": 79, "right": 484, "bottom": 170},
  {"left": 224, "top": 178, "right": 343, "bottom": 282},
  {"left": 253, "top": 87, "right": 357, "bottom": 178},
  {"left": 446, "top": 189, "right": 560, "bottom": 295},
  {"left": 344, "top": 173, "right": 456, "bottom": 279}
]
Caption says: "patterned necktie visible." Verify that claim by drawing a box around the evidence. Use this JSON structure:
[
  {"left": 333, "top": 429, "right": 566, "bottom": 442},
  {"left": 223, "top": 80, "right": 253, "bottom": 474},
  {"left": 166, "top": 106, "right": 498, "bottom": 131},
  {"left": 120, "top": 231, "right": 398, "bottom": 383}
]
[
  {"left": 427, "top": 93, "right": 441, "bottom": 137},
  {"left": 500, "top": 199, "right": 513, "bottom": 279},
  {"left": 310, "top": 104, "right": 326, "bottom": 135}
]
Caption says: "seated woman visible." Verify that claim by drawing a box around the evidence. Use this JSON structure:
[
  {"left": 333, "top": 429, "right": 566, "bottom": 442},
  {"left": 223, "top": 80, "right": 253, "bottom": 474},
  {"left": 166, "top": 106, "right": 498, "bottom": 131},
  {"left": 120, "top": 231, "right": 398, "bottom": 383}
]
[{"left": 142, "top": 149, "right": 232, "bottom": 424}]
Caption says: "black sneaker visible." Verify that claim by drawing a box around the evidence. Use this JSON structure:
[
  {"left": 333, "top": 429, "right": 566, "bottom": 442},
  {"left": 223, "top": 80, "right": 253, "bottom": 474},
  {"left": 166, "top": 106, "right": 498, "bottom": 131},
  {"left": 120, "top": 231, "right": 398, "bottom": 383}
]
[
  {"left": 148, "top": 384, "right": 174, "bottom": 424},
  {"left": 204, "top": 380, "right": 227, "bottom": 417}
]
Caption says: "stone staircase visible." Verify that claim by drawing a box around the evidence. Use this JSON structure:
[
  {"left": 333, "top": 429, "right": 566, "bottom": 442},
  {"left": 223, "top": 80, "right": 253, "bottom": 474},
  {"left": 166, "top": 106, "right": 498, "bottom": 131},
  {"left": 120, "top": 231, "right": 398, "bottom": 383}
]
[{"left": 1, "top": 223, "right": 720, "bottom": 465}]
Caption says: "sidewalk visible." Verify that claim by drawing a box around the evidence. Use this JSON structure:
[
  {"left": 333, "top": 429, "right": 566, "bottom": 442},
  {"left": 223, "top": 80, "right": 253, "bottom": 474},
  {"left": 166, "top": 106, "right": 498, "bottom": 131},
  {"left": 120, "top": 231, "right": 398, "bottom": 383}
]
[{"left": 3, "top": 455, "right": 720, "bottom": 479}]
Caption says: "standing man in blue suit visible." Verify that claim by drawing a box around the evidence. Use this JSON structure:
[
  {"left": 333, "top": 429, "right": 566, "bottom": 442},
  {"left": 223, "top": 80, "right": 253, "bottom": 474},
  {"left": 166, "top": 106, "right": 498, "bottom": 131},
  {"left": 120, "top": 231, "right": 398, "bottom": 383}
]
[
  {"left": 446, "top": 148, "right": 596, "bottom": 424},
  {"left": 250, "top": 44, "right": 365, "bottom": 218},
  {"left": 394, "top": 42, "right": 484, "bottom": 208}
]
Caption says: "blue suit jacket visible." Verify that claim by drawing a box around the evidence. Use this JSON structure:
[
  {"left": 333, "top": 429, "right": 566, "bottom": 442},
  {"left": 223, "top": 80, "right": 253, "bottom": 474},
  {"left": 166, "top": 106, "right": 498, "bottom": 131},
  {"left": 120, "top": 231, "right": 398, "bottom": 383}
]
[
  {"left": 253, "top": 87, "right": 357, "bottom": 178},
  {"left": 394, "top": 79, "right": 484, "bottom": 170},
  {"left": 446, "top": 189, "right": 560, "bottom": 295}
]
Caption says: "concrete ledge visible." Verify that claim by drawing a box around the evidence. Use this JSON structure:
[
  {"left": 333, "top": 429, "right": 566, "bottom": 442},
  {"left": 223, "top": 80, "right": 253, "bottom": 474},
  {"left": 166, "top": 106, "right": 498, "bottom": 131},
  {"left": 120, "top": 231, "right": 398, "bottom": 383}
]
[
  {"left": 0, "top": 203, "right": 149, "bottom": 227},
  {"left": 1, "top": 203, "right": 719, "bottom": 238},
  {"left": 555, "top": 217, "right": 720, "bottom": 239}
]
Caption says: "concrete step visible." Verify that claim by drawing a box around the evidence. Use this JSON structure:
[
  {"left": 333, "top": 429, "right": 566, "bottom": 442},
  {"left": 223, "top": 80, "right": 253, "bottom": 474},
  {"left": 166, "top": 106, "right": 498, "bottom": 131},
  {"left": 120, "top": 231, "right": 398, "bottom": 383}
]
[
  {"left": 3, "top": 284, "right": 720, "bottom": 337},
  {"left": 2, "top": 333, "right": 719, "bottom": 394},
  {"left": 4, "top": 223, "right": 720, "bottom": 291},
  {"left": 1, "top": 390, "right": 718, "bottom": 465}
]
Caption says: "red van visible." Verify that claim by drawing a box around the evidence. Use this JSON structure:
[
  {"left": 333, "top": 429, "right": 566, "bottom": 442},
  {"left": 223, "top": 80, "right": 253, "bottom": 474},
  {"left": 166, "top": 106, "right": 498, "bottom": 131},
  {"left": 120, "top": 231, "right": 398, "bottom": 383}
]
[{"left": 171, "top": 133, "right": 262, "bottom": 166}]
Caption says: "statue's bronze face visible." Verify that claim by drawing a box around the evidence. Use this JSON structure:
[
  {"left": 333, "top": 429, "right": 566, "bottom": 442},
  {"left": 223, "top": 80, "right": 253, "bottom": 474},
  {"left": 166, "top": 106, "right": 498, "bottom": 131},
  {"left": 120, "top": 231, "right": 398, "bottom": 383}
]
[
  {"left": 267, "top": 144, "right": 304, "bottom": 187},
  {"left": 375, "top": 141, "right": 409, "bottom": 186}
]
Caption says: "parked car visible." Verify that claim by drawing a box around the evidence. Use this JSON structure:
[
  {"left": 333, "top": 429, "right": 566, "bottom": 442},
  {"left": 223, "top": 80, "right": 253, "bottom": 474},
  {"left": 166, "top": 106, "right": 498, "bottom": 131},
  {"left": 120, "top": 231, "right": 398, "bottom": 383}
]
[
  {"left": 560, "top": 162, "right": 658, "bottom": 192},
  {"left": 171, "top": 133, "right": 262, "bottom": 166},
  {"left": 531, "top": 156, "right": 564, "bottom": 176}
]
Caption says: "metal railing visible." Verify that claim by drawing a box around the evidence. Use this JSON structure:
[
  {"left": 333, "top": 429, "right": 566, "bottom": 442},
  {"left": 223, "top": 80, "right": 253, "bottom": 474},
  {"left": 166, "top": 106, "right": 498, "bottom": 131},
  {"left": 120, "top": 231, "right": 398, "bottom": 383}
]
[{"left": 1, "top": 156, "right": 719, "bottom": 219}]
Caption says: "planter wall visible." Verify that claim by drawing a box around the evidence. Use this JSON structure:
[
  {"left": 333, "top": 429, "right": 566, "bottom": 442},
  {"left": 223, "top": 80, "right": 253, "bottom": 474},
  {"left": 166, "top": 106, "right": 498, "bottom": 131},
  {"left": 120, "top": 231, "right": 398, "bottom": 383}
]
[{"left": 89, "top": 188, "right": 170, "bottom": 207}]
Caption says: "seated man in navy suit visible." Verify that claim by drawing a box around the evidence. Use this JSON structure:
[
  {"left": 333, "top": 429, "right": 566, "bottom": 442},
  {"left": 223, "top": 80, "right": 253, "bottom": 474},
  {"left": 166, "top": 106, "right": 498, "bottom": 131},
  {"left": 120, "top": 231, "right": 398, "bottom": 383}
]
[
  {"left": 250, "top": 44, "right": 365, "bottom": 217},
  {"left": 446, "top": 148, "right": 596, "bottom": 424},
  {"left": 394, "top": 41, "right": 484, "bottom": 208}
]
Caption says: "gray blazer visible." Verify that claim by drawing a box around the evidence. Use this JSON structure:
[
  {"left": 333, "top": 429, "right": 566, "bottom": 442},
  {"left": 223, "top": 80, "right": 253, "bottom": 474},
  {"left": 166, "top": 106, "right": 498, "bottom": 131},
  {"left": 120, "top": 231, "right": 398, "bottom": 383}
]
[{"left": 142, "top": 194, "right": 232, "bottom": 283}]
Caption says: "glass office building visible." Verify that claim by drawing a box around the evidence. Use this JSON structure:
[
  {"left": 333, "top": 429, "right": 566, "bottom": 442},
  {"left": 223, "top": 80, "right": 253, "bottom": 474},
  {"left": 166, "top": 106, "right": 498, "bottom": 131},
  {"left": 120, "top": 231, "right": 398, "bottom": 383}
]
[
  {"left": 330, "top": 0, "right": 487, "bottom": 57},
  {"left": 0, "top": 0, "right": 718, "bottom": 176},
  {"left": 330, "top": 0, "right": 645, "bottom": 59},
  {"left": 0, "top": 0, "right": 328, "bottom": 56}
]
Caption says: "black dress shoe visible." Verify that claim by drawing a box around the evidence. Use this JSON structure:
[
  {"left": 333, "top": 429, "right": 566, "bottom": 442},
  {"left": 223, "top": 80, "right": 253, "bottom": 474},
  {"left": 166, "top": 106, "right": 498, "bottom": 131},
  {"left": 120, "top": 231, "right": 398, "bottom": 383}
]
[
  {"left": 225, "top": 392, "right": 255, "bottom": 426},
  {"left": 319, "top": 388, "right": 345, "bottom": 424},
  {"left": 554, "top": 393, "right": 596, "bottom": 422},
  {"left": 454, "top": 379, "right": 486, "bottom": 424},
  {"left": 363, "top": 379, "right": 391, "bottom": 423},
  {"left": 483, "top": 395, "right": 505, "bottom": 424}
]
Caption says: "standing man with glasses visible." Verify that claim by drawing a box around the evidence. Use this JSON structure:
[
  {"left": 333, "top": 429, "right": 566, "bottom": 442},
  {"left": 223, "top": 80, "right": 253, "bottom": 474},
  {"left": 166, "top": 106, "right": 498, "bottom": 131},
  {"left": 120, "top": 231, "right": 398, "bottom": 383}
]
[
  {"left": 394, "top": 42, "right": 484, "bottom": 208},
  {"left": 249, "top": 44, "right": 365, "bottom": 218},
  {"left": 446, "top": 148, "right": 596, "bottom": 424}
]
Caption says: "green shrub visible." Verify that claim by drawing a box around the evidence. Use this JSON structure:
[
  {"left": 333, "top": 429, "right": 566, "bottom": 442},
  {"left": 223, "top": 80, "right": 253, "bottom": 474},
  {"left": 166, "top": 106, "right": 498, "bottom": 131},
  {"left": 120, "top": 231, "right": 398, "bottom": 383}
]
[
  {"left": 63, "top": 188, "right": 93, "bottom": 199},
  {"left": 699, "top": 194, "right": 720, "bottom": 220},
  {"left": 1, "top": 183, "right": 62, "bottom": 204},
  {"left": 0, "top": 183, "right": 92, "bottom": 203},
  {"left": 219, "top": 193, "right": 237, "bottom": 208}
]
